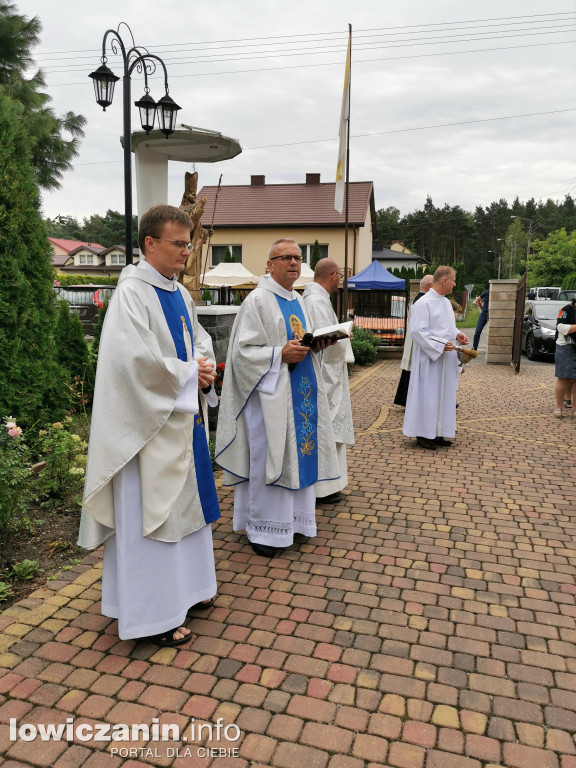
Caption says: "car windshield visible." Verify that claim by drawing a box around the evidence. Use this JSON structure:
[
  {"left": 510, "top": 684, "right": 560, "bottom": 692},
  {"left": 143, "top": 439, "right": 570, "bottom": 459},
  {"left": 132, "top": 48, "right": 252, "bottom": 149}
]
[{"left": 535, "top": 305, "right": 562, "bottom": 320}]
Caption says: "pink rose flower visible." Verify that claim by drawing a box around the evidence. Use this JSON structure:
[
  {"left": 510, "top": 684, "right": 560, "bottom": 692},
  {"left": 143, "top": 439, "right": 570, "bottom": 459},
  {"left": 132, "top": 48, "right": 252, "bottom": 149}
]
[{"left": 8, "top": 426, "right": 22, "bottom": 438}]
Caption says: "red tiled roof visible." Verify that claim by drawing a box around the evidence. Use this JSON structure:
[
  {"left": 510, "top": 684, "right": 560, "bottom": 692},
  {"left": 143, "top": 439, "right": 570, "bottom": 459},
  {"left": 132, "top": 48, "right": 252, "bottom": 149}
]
[
  {"left": 198, "top": 181, "right": 374, "bottom": 228},
  {"left": 48, "top": 238, "right": 104, "bottom": 252}
]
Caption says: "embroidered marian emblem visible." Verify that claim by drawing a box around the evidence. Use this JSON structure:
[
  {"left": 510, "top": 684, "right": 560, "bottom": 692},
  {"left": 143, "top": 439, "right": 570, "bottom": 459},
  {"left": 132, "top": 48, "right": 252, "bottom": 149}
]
[
  {"left": 289, "top": 314, "right": 305, "bottom": 341},
  {"left": 297, "top": 376, "right": 315, "bottom": 456}
]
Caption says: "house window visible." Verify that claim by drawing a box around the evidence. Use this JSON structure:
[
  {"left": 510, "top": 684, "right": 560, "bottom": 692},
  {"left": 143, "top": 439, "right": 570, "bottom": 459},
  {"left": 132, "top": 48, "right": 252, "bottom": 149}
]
[
  {"left": 110, "top": 254, "right": 126, "bottom": 265},
  {"left": 79, "top": 254, "right": 94, "bottom": 265},
  {"left": 211, "top": 245, "right": 242, "bottom": 267},
  {"left": 298, "top": 244, "right": 329, "bottom": 265}
]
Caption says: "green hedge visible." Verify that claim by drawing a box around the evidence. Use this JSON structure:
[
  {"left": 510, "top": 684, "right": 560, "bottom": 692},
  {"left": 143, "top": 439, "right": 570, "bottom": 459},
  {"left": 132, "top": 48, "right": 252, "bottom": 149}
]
[{"left": 55, "top": 274, "right": 119, "bottom": 287}]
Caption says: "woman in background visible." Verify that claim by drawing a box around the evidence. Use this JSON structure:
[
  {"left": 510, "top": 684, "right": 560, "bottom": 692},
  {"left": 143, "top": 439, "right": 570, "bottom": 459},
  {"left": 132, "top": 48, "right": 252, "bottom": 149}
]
[{"left": 554, "top": 297, "right": 576, "bottom": 418}]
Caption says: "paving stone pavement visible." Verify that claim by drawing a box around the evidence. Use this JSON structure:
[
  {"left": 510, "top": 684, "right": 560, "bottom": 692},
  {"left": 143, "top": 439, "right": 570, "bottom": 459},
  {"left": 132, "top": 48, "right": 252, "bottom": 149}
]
[{"left": 1, "top": 355, "right": 576, "bottom": 768}]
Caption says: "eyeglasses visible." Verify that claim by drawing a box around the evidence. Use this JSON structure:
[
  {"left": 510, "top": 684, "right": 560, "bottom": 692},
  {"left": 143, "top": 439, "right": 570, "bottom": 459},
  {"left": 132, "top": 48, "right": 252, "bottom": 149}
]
[
  {"left": 151, "top": 237, "right": 193, "bottom": 252},
  {"left": 269, "top": 254, "right": 302, "bottom": 263},
  {"left": 330, "top": 271, "right": 344, "bottom": 279}
]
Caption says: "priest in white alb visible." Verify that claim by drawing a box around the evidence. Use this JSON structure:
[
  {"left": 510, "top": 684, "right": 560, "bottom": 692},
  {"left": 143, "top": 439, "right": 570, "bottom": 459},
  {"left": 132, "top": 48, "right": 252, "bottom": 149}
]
[
  {"left": 403, "top": 266, "right": 469, "bottom": 450},
  {"left": 78, "top": 205, "right": 220, "bottom": 646},
  {"left": 303, "top": 258, "right": 354, "bottom": 504},
  {"left": 215, "top": 239, "right": 340, "bottom": 558}
]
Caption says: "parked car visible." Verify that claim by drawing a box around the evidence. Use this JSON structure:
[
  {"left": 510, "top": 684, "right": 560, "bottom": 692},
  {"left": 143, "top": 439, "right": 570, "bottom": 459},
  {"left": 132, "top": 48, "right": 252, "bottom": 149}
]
[
  {"left": 54, "top": 285, "right": 115, "bottom": 335},
  {"left": 522, "top": 300, "right": 565, "bottom": 360},
  {"left": 557, "top": 290, "right": 576, "bottom": 302}
]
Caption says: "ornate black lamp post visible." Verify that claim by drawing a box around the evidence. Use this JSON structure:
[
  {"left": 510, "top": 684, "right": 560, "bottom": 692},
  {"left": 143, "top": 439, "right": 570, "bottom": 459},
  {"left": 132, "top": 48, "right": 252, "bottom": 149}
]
[{"left": 89, "top": 24, "right": 181, "bottom": 264}]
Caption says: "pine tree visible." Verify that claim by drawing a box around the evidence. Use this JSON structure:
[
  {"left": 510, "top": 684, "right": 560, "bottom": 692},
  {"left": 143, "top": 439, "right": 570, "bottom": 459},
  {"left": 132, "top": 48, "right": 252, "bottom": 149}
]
[
  {"left": 0, "top": 2, "right": 85, "bottom": 190},
  {"left": 55, "top": 301, "right": 91, "bottom": 381},
  {"left": 0, "top": 92, "right": 69, "bottom": 425},
  {"left": 310, "top": 241, "right": 322, "bottom": 270},
  {"left": 55, "top": 300, "right": 94, "bottom": 409}
]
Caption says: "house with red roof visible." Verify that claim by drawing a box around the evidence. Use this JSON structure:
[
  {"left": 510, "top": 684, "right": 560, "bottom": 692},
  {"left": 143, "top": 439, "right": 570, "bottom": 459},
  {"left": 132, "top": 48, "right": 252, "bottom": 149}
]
[
  {"left": 198, "top": 173, "right": 375, "bottom": 276},
  {"left": 48, "top": 238, "right": 140, "bottom": 276},
  {"left": 49, "top": 238, "right": 104, "bottom": 268}
]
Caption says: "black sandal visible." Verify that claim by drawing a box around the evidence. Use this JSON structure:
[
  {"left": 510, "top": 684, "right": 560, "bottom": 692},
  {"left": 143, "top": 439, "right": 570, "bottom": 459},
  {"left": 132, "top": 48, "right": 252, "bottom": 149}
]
[
  {"left": 147, "top": 627, "right": 192, "bottom": 647},
  {"left": 187, "top": 598, "right": 214, "bottom": 618}
]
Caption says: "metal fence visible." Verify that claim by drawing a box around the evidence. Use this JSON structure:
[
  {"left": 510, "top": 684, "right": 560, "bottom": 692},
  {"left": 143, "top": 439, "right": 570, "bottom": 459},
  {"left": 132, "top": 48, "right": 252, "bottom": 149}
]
[{"left": 333, "top": 289, "right": 408, "bottom": 346}]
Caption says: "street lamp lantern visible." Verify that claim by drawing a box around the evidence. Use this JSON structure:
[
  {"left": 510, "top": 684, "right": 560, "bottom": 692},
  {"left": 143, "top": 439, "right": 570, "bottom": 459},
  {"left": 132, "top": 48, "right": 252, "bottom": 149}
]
[
  {"left": 89, "top": 23, "right": 180, "bottom": 264},
  {"left": 156, "top": 93, "right": 181, "bottom": 138},
  {"left": 134, "top": 90, "right": 157, "bottom": 134},
  {"left": 89, "top": 63, "right": 120, "bottom": 110}
]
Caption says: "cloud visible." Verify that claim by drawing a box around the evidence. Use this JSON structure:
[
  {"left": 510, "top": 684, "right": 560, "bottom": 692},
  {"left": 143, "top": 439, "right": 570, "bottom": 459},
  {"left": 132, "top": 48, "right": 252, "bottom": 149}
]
[{"left": 14, "top": 0, "right": 576, "bottom": 223}]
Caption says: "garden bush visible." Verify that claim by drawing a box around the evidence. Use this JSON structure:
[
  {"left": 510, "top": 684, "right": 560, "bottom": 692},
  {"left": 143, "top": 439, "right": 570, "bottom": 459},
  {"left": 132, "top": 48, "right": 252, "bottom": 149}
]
[
  {"left": 351, "top": 339, "right": 378, "bottom": 366},
  {"left": 34, "top": 421, "right": 87, "bottom": 503},
  {"left": 352, "top": 327, "right": 379, "bottom": 348},
  {"left": 0, "top": 415, "right": 88, "bottom": 535},
  {"left": 0, "top": 418, "right": 33, "bottom": 537}
]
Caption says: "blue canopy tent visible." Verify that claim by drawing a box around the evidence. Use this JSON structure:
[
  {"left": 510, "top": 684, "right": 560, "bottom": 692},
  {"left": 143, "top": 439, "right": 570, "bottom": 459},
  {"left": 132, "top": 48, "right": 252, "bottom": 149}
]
[
  {"left": 347, "top": 261, "right": 407, "bottom": 346},
  {"left": 347, "top": 260, "right": 405, "bottom": 290}
]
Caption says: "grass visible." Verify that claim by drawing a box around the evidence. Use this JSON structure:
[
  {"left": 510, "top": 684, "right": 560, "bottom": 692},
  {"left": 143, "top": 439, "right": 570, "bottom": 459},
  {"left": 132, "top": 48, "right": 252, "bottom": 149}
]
[{"left": 456, "top": 303, "right": 480, "bottom": 330}]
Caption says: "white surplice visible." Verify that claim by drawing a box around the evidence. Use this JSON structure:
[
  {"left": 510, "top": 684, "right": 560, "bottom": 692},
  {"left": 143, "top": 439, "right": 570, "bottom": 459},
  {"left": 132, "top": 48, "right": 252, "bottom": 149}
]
[
  {"left": 233, "top": 393, "right": 317, "bottom": 547},
  {"left": 302, "top": 282, "right": 354, "bottom": 497},
  {"left": 403, "top": 288, "right": 459, "bottom": 440},
  {"left": 102, "top": 455, "right": 216, "bottom": 639}
]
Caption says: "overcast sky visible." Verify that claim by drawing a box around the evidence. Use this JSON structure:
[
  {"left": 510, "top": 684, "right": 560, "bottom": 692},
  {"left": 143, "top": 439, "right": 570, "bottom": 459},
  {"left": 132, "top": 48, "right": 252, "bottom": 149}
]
[{"left": 14, "top": 0, "right": 576, "bottom": 222}]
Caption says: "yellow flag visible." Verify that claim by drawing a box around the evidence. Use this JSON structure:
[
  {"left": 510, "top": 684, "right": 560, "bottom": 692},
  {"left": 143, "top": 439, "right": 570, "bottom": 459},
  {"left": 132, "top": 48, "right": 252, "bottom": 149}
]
[{"left": 334, "top": 27, "right": 351, "bottom": 213}]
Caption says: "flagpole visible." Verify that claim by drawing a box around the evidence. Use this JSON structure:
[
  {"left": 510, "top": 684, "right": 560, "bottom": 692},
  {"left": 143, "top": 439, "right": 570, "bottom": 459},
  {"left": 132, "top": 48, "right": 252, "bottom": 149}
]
[{"left": 342, "top": 23, "right": 351, "bottom": 322}]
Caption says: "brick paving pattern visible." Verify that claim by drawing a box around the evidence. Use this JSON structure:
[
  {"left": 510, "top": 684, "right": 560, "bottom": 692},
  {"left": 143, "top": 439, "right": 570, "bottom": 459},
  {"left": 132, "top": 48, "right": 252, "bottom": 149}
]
[{"left": 1, "top": 355, "right": 575, "bottom": 767}]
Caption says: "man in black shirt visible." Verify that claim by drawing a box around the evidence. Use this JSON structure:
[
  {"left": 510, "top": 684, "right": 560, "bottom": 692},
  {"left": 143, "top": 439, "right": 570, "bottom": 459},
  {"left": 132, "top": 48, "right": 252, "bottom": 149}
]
[{"left": 473, "top": 289, "right": 490, "bottom": 351}]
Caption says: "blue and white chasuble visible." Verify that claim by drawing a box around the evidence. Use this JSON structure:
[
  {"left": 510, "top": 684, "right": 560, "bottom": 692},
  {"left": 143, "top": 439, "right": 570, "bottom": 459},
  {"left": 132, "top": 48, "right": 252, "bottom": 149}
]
[
  {"left": 153, "top": 287, "right": 220, "bottom": 525},
  {"left": 274, "top": 295, "right": 319, "bottom": 488}
]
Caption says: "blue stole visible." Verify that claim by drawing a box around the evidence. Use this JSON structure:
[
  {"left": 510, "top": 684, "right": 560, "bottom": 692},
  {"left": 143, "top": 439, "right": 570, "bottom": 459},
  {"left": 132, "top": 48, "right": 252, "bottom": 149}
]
[
  {"left": 274, "top": 294, "right": 318, "bottom": 488},
  {"left": 153, "top": 286, "right": 220, "bottom": 525}
]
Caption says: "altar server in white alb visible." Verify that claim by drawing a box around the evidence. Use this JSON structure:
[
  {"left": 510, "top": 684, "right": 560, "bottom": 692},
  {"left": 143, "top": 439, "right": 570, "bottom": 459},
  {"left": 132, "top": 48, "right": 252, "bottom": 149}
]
[
  {"left": 78, "top": 205, "right": 220, "bottom": 646},
  {"left": 215, "top": 239, "right": 340, "bottom": 558},
  {"left": 302, "top": 258, "right": 354, "bottom": 504},
  {"left": 403, "top": 266, "right": 469, "bottom": 450}
]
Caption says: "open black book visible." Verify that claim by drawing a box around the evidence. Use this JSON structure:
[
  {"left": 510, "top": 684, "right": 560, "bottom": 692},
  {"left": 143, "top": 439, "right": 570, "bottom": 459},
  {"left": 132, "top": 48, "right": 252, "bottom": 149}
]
[{"left": 311, "top": 320, "right": 353, "bottom": 344}]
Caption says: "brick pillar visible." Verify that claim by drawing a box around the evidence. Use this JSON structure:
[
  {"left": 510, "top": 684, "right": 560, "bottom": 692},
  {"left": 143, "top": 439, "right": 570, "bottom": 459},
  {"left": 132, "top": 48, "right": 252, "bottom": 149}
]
[
  {"left": 485, "top": 279, "right": 519, "bottom": 364},
  {"left": 409, "top": 279, "right": 420, "bottom": 304}
]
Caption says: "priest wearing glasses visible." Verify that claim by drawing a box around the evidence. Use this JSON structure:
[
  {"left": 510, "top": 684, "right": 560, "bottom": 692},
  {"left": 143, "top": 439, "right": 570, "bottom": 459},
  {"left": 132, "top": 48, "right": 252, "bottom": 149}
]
[
  {"left": 79, "top": 205, "right": 220, "bottom": 647},
  {"left": 216, "top": 238, "right": 340, "bottom": 558}
]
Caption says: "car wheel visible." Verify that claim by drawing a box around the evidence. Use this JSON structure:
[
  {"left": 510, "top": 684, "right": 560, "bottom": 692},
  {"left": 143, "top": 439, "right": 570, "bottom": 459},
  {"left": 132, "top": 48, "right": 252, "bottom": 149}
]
[{"left": 526, "top": 333, "right": 538, "bottom": 361}]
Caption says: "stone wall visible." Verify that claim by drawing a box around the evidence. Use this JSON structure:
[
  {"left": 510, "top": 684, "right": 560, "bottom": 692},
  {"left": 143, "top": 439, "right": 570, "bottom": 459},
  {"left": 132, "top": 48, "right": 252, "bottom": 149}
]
[
  {"left": 486, "top": 279, "right": 519, "bottom": 364},
  {"left": 197, "top": 306, "right": 239, "bottom": 364}
]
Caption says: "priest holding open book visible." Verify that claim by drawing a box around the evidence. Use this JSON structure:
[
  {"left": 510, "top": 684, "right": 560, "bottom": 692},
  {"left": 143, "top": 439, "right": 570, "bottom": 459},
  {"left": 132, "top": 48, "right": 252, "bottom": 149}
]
[
  {"left": 216, "top": 239, "right": 343, "bottom": 558},
  {"left": 303, "top": 259, "right": 355, "bottom": 504}
]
